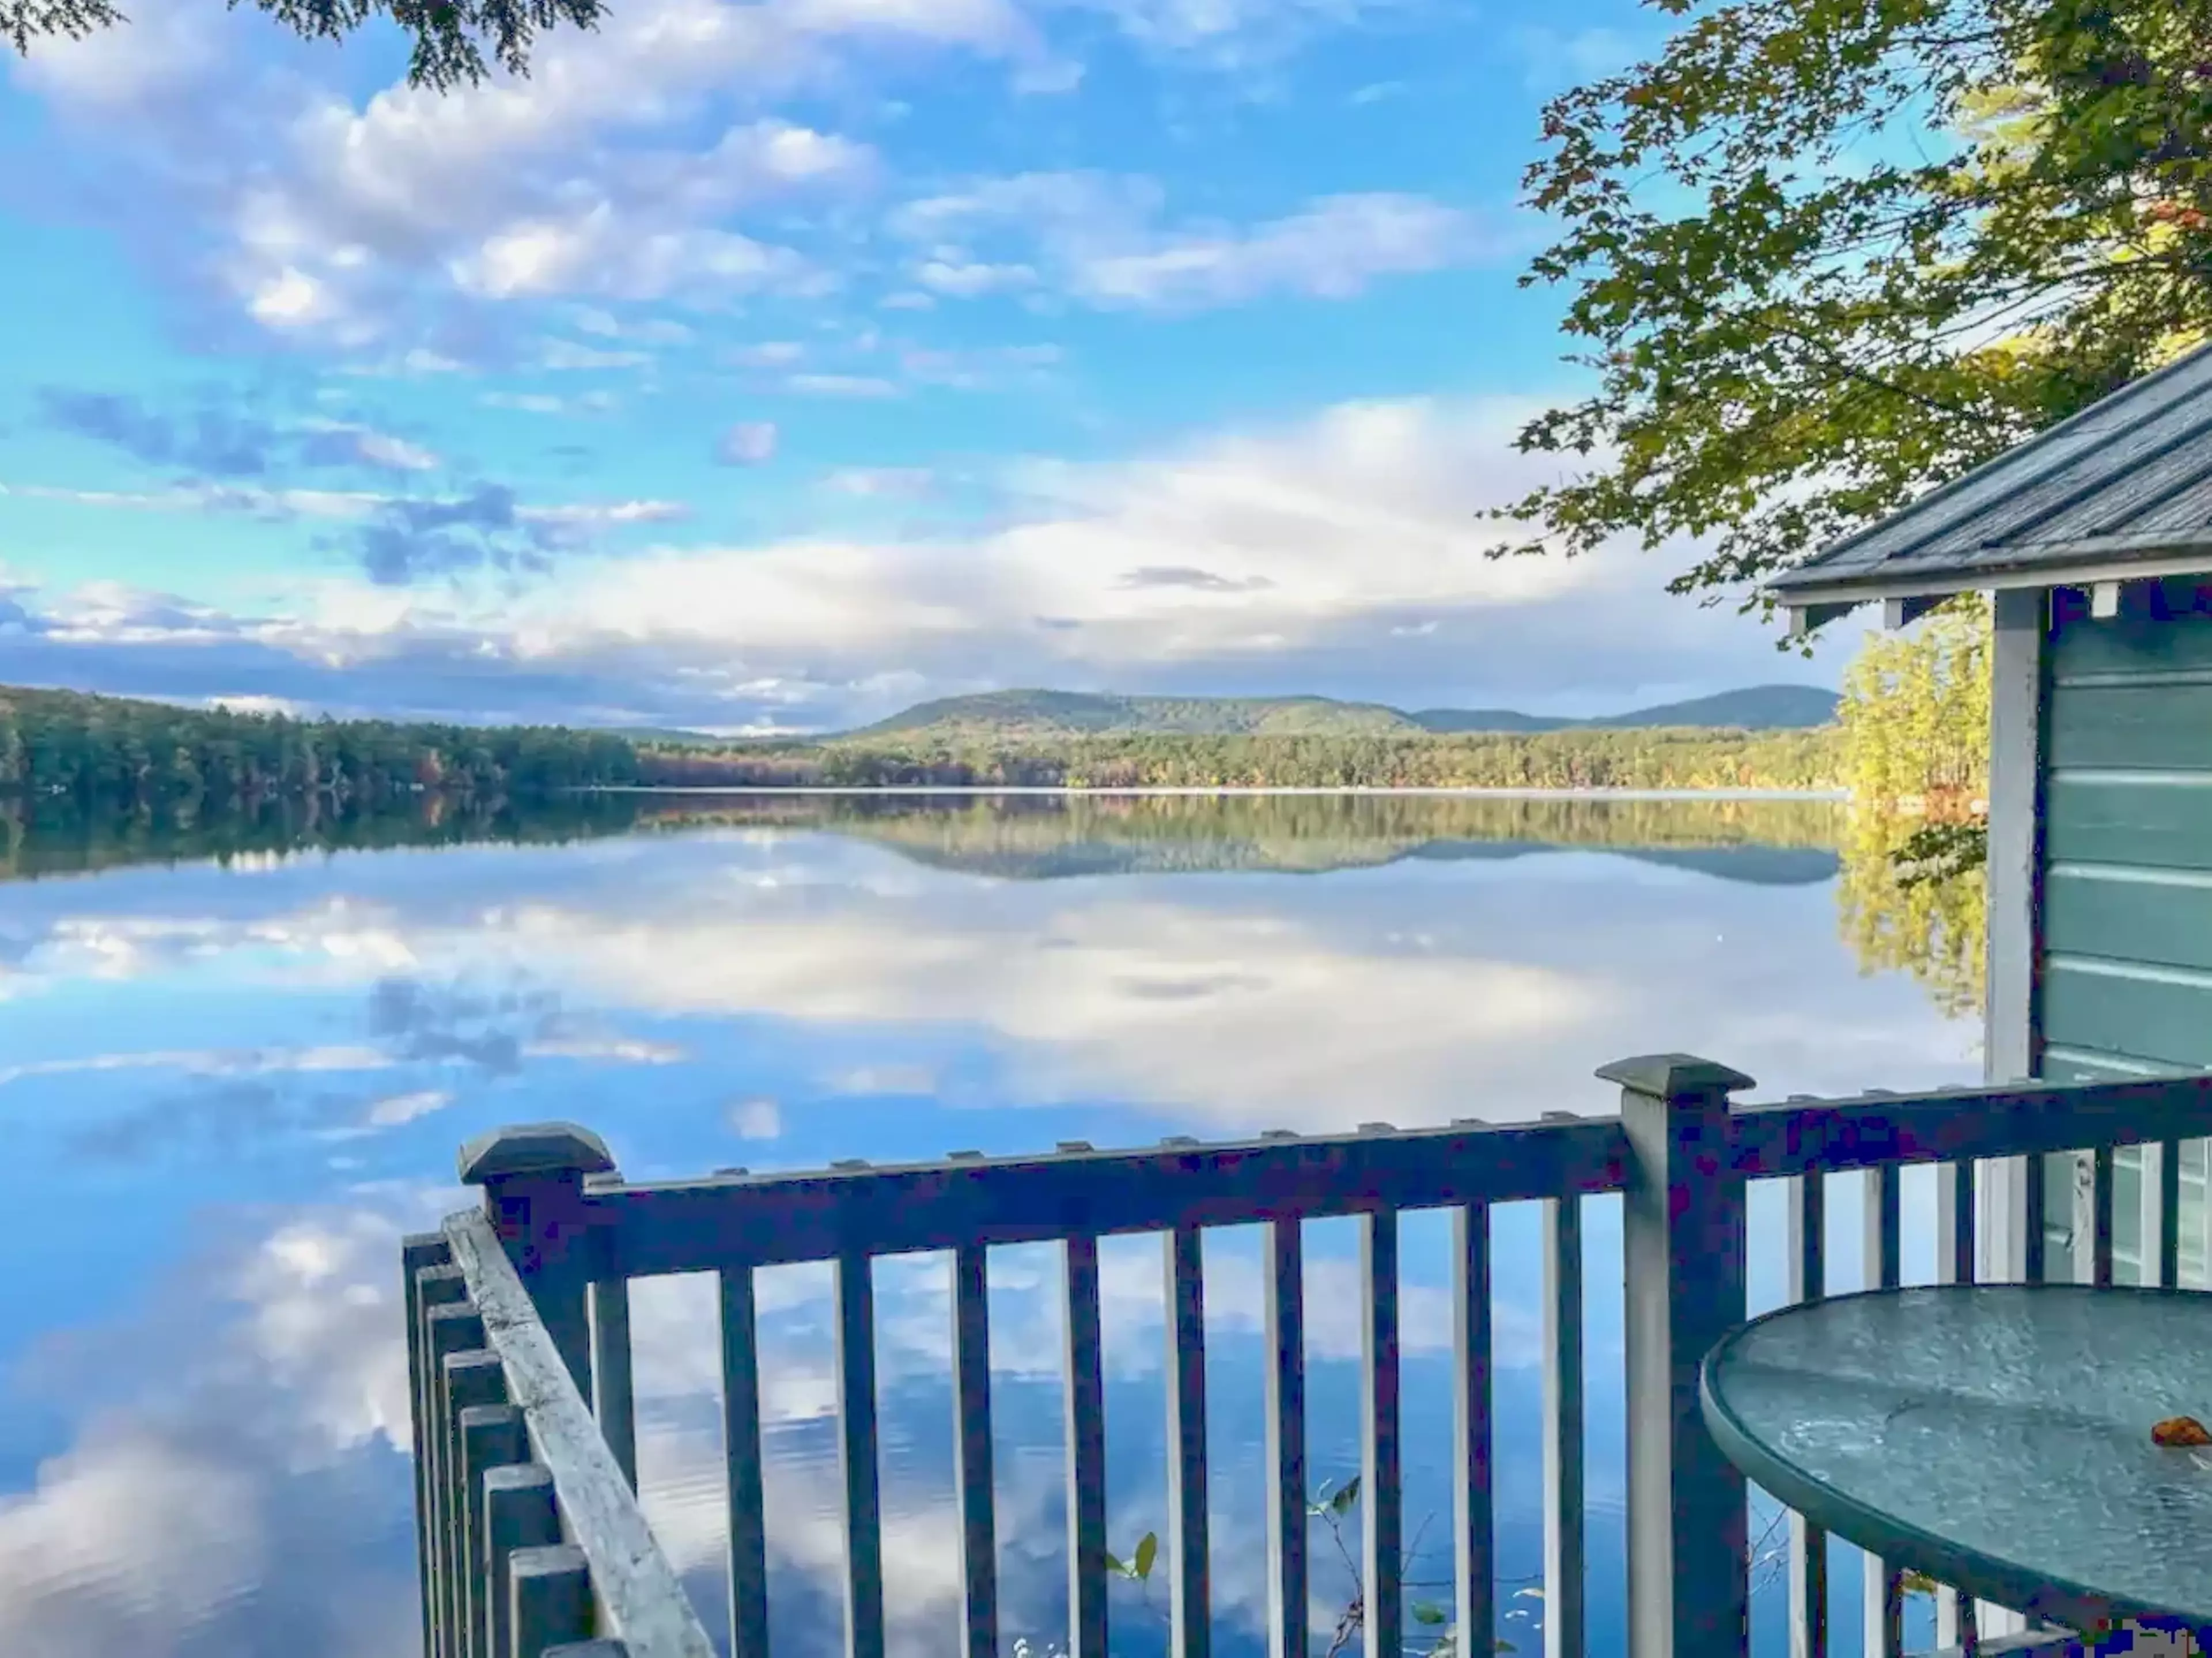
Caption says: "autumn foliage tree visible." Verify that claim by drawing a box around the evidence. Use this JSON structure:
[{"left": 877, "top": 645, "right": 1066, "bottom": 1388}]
[
  {"left": 1837, "top": 595, "right": 1992, "bottom": 816},
  {"left": 1834, "top": 598, "right": 1993, "bottom": 1016},
  {"left": 1496, "top": 0, "right": 2212, "bottom": 600}
]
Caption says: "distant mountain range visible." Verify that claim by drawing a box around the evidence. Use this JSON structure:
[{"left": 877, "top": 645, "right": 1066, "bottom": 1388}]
[{"left": 832, "top": 684, "right": 1841, "bottom": 743}]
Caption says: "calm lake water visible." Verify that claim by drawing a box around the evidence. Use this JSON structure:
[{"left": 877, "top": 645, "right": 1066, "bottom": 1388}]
[{"left": 0, "top": 794, "right": 1982, "bottom": 1658}]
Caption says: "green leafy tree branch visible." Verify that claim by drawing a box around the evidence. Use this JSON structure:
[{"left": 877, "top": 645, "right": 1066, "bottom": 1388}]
[{"left": 1494, "top": 0, "right": 2212, "bottom": 603}]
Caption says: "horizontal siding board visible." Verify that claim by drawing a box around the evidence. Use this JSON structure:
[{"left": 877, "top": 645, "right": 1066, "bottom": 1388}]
[
  {"left": 2040, "top": 1049, "right": 2194, "bottom": 1083},
  {"left": 2044, "top": 960, "right": 2212, "bottom": 1069},
  {"left": 2045, "top": 870, "right": 2212, "bottom": 973},
  {"left": 2047, "top": 684, "right": 2212, "bottom": 772},
  {"left": 2045, "top": 776, "right": 2212, "bottom": 870},
  {"left": 2051, "top": 612, "right": 2212, "bottom": 681}
]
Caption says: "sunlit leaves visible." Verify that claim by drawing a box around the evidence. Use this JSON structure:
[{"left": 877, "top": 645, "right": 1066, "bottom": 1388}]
[
  {"left": 1501, "top": 0, "right": 2212, "bottom": 598},
  {"left": 1835, "top": 596, "right": 1990, "bottom": 1015},
  {"left": 5, "top": 0, "right": 603, "bottom": 86}
]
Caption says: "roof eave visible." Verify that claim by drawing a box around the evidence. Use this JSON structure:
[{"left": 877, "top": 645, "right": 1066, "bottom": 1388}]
[{"left": 1770, "top": 533, "right": 2212, "bottom": 627}]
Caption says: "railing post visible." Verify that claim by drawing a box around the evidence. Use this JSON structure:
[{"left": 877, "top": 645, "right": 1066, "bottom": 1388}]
[
  {"left": 1600, "top": 1053, "right": 1756, "bottom": 1658},
  {"left": 460, "top": 1124, "right": 617, "bottom": 1402}
]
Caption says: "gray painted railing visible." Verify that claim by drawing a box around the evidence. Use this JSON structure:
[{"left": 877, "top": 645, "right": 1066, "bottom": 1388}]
[{"left": 408, "top": 1056, "right": 2212, "bottom": 1658}]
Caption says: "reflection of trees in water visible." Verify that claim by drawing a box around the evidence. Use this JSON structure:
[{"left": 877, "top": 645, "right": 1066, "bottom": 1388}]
[
  {"left": 0, "top": 791, "right": 643, "bottom": 883},
  {"left": 1836, "top": 810, "right": 1987, "bottom": 1020},
  {"left": 2, "top": 787, "right": 1847, "bottom": 884},
  {"left": 640, "top": 791, "right": 1848, "bottom": 879},
  {"left": 3, "top": 782, "right": 1994, "bottom": 1018},
  {"left": 1830, "top": 595, "right": 1993, "bottom": 1020}
]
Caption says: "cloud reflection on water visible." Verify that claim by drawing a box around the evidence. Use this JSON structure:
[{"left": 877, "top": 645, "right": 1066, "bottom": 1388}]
[{"left": 0, "top": 799, "right": 1979, "bottom": 1657}]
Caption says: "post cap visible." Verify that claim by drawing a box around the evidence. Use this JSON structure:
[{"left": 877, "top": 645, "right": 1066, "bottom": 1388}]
[
  {"left": 1594, "top": 1053, "right": 1756, "bottom": 1100},
  {"left": 457, "top": 1123, "right": 615, "bottom": 1186}
]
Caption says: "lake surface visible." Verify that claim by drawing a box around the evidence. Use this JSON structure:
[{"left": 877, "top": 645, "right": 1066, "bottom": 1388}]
[{"left": 0, "top": 794, "right": 1983, "bottom": 1658}]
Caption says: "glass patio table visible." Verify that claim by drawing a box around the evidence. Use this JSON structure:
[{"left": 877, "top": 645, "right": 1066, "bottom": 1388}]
[{"left": 1700, "top": 1284, "right": 2212, "bottom": 1642}]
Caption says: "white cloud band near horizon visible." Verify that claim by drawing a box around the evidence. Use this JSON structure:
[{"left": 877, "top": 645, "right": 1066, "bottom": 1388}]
[{"left": 0, "top": 392, "right": 1843, "bottom": 731}]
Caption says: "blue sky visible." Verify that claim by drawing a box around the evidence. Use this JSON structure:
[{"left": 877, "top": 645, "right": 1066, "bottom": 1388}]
[{"left": 0, "top": 0, "right": 1853, "bottom": 731}]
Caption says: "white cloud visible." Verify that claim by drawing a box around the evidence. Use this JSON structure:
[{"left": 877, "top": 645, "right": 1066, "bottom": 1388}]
[
  {"left": 892, "top": 173, "right": 1496, "bottom": 312},
  {"left": 453, "top": 213, "right": 819, "bottom": 305},
  {"left": 0, "top": 1043, "right": 393, "bottom": 1089},
  {"left": 785, "top": 372, "right": 902, "bottom": 398},
  {"left": 0, "top": 477, "right": 677, "bottom": 533},
  {"left": 361, "top": 1087, "right": 454, "bottom": 1126},
  {"left": 297, "top": 419, "right": 443, "bottom": 471},
  {"left": 17, "top": 0, "right": 1041, "bottom": 336},
  {"left": 207, "top": 692, "right": 306, "bottom": 717},
  {"left": 730, "top": 340, "right": 808, "bottom": 367},
  {"left": 822, "top": 466, "right": 936, "bottom": 497},
  {"left": 718, "top": 422, "right": 782, "bottom": 465},
  {"left": 728, "top": 1095, "right": 784, "bottom": 1137},
  {"left": 0, "top": 393, "right": 1836, "bottom": 727},
  {"left": 486, "top": 397, "right": 1610, "bottom": 667},
  {"left": 571, "top": 306, "right": 696, "bottom": 344},
  {"left": 912, "top": 254, "right": 1039, "bottom": 297},
  {"left": 1078, "top": 192, "right": 1487, "bottom": 308},
  {"left": 537, "top": 337, "right": 655, "bottom": 371},
  {"left": 480, "top": 391, "right": 582, "bottom": 415}
]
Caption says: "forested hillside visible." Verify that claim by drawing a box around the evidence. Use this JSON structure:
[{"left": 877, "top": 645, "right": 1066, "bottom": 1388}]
[
  {"left": 0, "top": 685, "right": 640, "bottom": 802},
  {"left": 842, "top": 684, "right": 1840, "bottom": 742},
  {"left": 637, "top": 726, "right": 1841, "bottom": 791},
  {"left": 0, "top": 680, "right": 1842, "bottom": 806}
]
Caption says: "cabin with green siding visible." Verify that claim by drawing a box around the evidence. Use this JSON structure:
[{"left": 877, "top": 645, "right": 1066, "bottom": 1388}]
[{"left": 1770, "top": 340, "right": 2212, "bottom": 1289}]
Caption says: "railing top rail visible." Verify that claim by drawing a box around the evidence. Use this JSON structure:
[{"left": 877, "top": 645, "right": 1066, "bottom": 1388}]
[
  {"left": 594, "top": 1112, "right": 1632, "bottom": 1277},
  {"left": 445, "top": 1209, "right": 717, "bottom": 1658},
  {"left": 573, "top": 1066, "right": 2212, "bottom": 1278}
]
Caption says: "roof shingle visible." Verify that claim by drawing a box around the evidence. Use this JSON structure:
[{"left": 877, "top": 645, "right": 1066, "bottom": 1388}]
[{"left": 1768, "top": 342, "right": 2212, "bottom": 606}]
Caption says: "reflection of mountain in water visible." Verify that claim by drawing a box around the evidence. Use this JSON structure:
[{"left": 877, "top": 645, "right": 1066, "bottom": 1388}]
[
  {"left": 1404, "top": 840, "right": 1840, "bottom": 886},
  {"left": 0, "top": 790, "right": 1846, "bottom": 887},
  {"left": 637, "top": 793, "right": 1845, "bottom": 885}
]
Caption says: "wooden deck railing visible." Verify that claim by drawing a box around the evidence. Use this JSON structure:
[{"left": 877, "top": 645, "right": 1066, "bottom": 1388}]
[{"left": 407, "top": 1054, "right": 2212, "bottom": 1658}]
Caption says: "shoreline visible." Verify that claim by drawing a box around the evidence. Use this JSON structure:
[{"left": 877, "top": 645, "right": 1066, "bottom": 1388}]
[{"left": 595, "top": 785, "right": 1850, "bottom": 802}]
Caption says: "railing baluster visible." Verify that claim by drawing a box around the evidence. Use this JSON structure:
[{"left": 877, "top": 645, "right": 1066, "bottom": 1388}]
[
  {"left": 427, "top": 1300, "right": 489, "bottom": 1658},
  {"left": 2155, "top": 1140, "right": 2184, "bottom": 1288},
  {"left": 951, "top": 1244, "right": 998, "bottom": 1658},
  {"left": 2194, "top": 1140, "right": 2212, "bottom": 1300},
  {"left": 485, "top": 1465, "right": 563, "bottom": 1658},
  {"left": 444, "top": 1351, "right": 510, "bottom": 1658},
  {"left": 837, "top": 1253, "right": 887, "bottom": 1658},
  {"left": 718, "top": 1268, "right": 768, "bottom": 1658},
  {"left": 1165, "top": 1224, "right": 1210, "bottom": 1658},
  {"left": 1063, "top": 1234, "right": 1109, "bottom": 1658},
  {"left": 1933, "top": 1159, "right": 1975, "bottom": 1652},
  {"left": 460, "top": 1403, "right": 528, "bottom": 1658},
  {"left": 1786, "top": 1174, "right": 1827, "bottom": 1658},
  {"left": 511, "top": 1543, "right": 593, "bottom": 1658},
  {"left": 1862, "top": 1166, "right": 1902, "bottom": 1658},
  {"left": 1362, "top": 1208, "right": 1403, "bottom": 1658},
  {"left": 1540, "top": 1194, "right": 1584, "bottom": 1658},
  {"left": 2021, "top": 1152, "right": 2049, "bottom": 1285},
  {"left": 407, "top": 1239, "right": 461, "bottom": 1658},
  {"left": 1452, "top": 1204, "right": 1494, "bottom": 1658},
  {"left": 2090, "top": 1146, "right": 2117, "bottom": 1288},
  {"left": 1263, "top": 1217, "right": 1307, "bottom": 1658},
  {"left": 590, "top": 1278, "right": 638, "bottom": 1492}
]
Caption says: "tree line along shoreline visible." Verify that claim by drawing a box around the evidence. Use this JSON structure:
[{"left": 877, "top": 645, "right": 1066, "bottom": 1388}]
[
  {"left": 0, "top": 682, "right": 1847, "bottom": 802},
  {"left": 4, "top": 636, "right": 1986, "bottom": 808}
]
